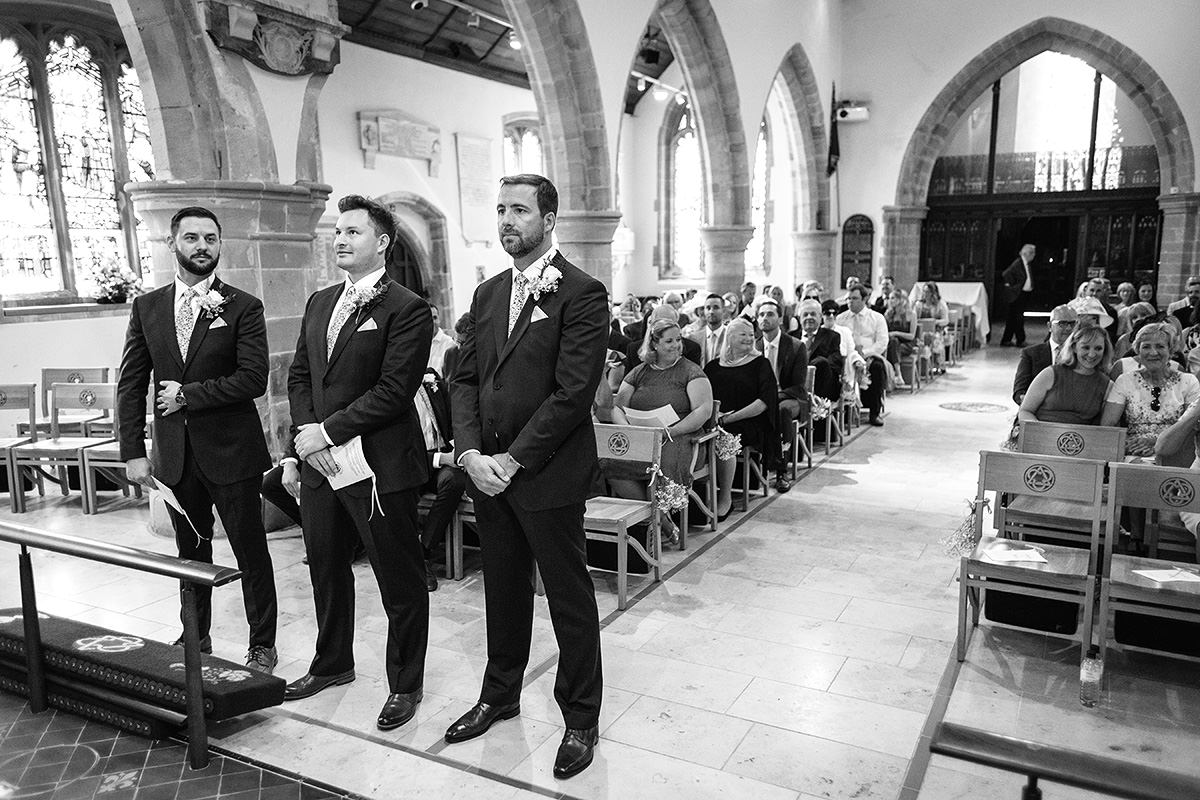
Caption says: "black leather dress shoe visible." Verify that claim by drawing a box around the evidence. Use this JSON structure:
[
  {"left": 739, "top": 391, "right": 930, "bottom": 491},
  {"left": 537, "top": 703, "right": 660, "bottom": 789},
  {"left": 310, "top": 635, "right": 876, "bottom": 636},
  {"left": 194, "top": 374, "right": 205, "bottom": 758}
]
[
  {"left": 283, "top": 669, "right": 355, "bottom": 701},
  {"left": 377, "top": 689, "right": 422, "bottom": 730},
  {"left": 444, "top": 701, "right": 520, "bottom": 743},
  {"left": 553, "top": 726, "right": 599, "bottom": 779},
  {"left": 171, "top": 635, "right": 212, "bottom": 654},
  {"left": 868, "top": 416, "right": 884, "bottom": 427},
  {"left": 773, "top": 474, "right": 792, "bottom": 493},
  {"left": 424, "top": 559, "right": 438, "bottom": 592}
]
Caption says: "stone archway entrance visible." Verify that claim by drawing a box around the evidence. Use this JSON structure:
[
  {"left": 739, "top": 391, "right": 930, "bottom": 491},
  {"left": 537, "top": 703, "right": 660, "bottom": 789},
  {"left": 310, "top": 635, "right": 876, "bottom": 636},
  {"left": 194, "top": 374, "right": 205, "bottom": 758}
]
[{"left": 376, "top": 191, "right": 452, "bottom": 325}]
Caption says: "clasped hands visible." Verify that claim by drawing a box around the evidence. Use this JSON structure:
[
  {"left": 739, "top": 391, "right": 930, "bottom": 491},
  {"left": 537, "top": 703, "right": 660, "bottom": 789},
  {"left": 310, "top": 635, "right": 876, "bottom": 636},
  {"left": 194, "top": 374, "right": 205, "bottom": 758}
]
[
  {"left": 462, "top": 451, "right": 521, "bottom": 496},
  {"left": 293, "top": 423, "right": 340, "bottom": 479}
]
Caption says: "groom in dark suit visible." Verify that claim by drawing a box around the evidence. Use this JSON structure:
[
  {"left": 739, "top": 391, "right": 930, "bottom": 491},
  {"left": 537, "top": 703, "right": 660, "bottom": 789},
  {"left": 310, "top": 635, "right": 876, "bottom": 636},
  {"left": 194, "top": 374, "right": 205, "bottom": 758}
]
[
  {"left": 117, "top": 206, "right": 278, "bottom": 672},
  {"left": 446, "top": 174, "right": 609, "bottom": 779},
  {"left": 281, "top": 195, "right": 432, "bottom": 732}
]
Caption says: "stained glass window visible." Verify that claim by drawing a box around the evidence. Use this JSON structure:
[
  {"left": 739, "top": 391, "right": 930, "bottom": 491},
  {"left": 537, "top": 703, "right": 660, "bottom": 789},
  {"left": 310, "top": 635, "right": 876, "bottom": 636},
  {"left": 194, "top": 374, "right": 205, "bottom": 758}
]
[
  {"left": 502, "top": 119, "right": 542, "bottom": 176},
  {"left": 0, "top": 35, "right": 59, "bottom": 295},
  {"left": 670, "top": 104, "right": 703, "bottom": 280},
  {"left": 0, "top": 21, "right": 155, "bottom": 304}
]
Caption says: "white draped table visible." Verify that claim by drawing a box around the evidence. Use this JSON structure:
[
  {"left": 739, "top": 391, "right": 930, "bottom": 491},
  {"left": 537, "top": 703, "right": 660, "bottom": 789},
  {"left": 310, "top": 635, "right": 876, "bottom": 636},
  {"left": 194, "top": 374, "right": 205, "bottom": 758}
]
[{"left": 910, "top": 281, "right": 990, "bottom": 341}]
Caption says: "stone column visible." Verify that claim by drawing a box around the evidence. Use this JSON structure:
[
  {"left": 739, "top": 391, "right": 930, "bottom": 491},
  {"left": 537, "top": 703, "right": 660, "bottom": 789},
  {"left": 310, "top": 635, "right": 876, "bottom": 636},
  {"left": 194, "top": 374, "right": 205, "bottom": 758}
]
[
  {"left": 1157, "top": 192, "right": 1200, "bottom": 298},
  {"left": 700, "top": 225, "right": 755, "bottom": 293},
  {"left": 792, "top": 230, "right": 839, "bottom": 293},
  {"left": 554, "top": 210, "right": 623, "bottom": 288},
  {"left": 881, "top": 205, "right": 929, "bottom": 290},
  {"left": 126, "top": 179, "right": 331, "bottom": 457}
]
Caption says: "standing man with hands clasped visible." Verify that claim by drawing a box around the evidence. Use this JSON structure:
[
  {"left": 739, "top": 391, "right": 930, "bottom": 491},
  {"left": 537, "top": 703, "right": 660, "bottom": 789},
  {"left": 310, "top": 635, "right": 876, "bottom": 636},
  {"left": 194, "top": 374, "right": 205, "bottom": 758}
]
[
  {"left": 116, "top": 206, "right": 278, "bottom": 673},
  {"left": 282, "top": 195, "right": 433, "bottom": 732},
  {"left": 447, "top": 174, "right": 609, "bottom": 779}
]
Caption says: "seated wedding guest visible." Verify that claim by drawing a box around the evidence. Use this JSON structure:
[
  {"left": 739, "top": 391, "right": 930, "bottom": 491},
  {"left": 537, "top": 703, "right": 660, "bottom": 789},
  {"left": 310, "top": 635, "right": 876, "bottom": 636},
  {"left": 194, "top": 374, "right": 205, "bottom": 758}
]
[
  {"left": 796, "top": 298, "right": 844, "bottom": 405},
  {"left": 1018, "top": 326, "right": 1113, "bottom": 426},
  {"left": 427, "top": 302, "right": 456, "bottom": 372},
  {"left": 1075, "top": 281, "right": 1090, "bottom": 300},
  {"left": 722, "top": 291, "right": 741, "bottom": 321},
  {"left": 884, "top": 289, "right": 917, "bottom": 388},
  {"left": 1012, "top": 304, "right": 1077, "bottom": 404},
  {"left": 1169, "top": 276, "right": 1200, "bottom": 324},
  {"left": 705, "top": 318, "right": 778, "bottom": 517},
  {"left": 1156, "top": 347, "right": 1200, "bottom": 472},
  {"left": 1113, "top": 282, "right": 1136, "bottom": 317},
  {"left": 914, "top": 281, "right": 950, "bottom": 373},
  {"left": 663, "top": 290, "right": 691, "bottom": 328},
  {"left": 1068, "top": 296, "right": 1113, "bottom": 332},
  {"left": 1138, "top": 282, "right": 1157, "bottom": 309},
  {"left": 413, "top": 366, "right": 467, "bottom": 592},
  {"left": 1113, "top": 302, "right": 1158, "bottom": 357},
  {"left": 738, "top": 281, "right": 757, "bottom": 313},
  {"left": 756, "top": 299, "right": 807, "bottom": 493},
  {"left": 1085, "top": 278, "right": 1120, "bottom": 342},
  {"left": 871, "top": 275, "right": 896, "bottom": 314},
  {"left": 687, "top": 293, "right": 728, "bottom": 365},
  {"left": 1101, "top": 322, "right": 1200, "bottom": 457},
  {"left": 623, "top": 302, "right": 656, "bottom": 343},
  {"left": 836, "top": 286, "right": 889, "bottom": 427},
  {"left": 612, "top": 319, "right": 713, "bottom": 543},
  {"left": 625, "top": 304, "right": 702, "bottom": 369}
]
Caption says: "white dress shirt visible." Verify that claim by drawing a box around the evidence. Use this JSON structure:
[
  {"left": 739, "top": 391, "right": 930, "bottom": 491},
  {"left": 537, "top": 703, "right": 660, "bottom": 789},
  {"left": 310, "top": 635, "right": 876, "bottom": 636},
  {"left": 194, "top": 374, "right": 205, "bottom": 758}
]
[
  {"left": 327, "top": 266, "right": 386, "bottom": 343},
  {"left": 414, "top": 384, "right": 452, "bottom": 468},
  {"left": 836, "top": 307, "right": 889, "bottom": 360},
  {"left": 174, "top": 273, "right": 215, "bottom": 337},
  {"left": 1021, "top": 258, "right": 1033, "bottom": 292},
  {"left": 429, "top": 328, "right": 455, "bottom": 373}
]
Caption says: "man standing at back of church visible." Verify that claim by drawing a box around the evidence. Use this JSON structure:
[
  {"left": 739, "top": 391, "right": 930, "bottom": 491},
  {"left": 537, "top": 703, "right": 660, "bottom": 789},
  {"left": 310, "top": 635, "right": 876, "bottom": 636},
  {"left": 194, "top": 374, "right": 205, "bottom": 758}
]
[
  {"left": 117, "top": 206, "right": 278, "bottom": 673},
  {"left": 446, "top": 174, "right": 609, "bottom": 780},
  {"left": 1001, "top": 243, "right": 1036, "bottom": 346}
]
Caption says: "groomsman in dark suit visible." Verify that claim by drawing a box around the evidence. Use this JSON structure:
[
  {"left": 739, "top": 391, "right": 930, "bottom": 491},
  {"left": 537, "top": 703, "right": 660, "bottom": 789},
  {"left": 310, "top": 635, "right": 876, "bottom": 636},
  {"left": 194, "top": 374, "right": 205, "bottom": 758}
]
[
  {"left": 755, "top": 299, "right": 808, "bottom": 493},
  {"left": 414, "top": 365, "right": 467, "bottom": 591},
  {"left": 446, "top": 174, "right": 608, "bottom": 780},
  {"left": 282, "top": 195, "right": 432, "bottom": 732},
  {"left": 117, "top": 206, "right": 278, "bottom": 672}
]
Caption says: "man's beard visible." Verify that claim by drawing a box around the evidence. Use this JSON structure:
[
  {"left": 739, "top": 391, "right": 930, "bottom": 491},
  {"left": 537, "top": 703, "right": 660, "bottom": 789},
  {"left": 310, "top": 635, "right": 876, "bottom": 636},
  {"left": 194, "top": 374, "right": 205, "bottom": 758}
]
[
  {"left": 175, "top": 249, "right": 219, "bottom": 277},
  {"left": 500, "top": 226, "right": 544, "bottom": 259}
]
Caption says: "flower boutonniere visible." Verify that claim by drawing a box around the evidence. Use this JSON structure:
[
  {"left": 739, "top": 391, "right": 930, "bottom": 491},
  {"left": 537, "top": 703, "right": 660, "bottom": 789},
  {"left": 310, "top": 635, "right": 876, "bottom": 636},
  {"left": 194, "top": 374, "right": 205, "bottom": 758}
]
[
  {"left": 422, "top": 371, "right": 439, "bottom": 393},
  {"left": 196, "top": 288, "right": 232, "bottom": 319},
  {"left": 351, "top": 282, "right": 388, "bottom": 313},
  {"left": 529, "top": 264, "right": 562, "bottom": 301}
]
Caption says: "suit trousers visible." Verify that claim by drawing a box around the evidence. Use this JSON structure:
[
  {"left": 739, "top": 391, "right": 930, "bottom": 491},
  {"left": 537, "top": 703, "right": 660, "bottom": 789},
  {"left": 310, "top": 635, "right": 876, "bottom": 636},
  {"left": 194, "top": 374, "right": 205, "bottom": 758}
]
[
  {"left": 166, "top": 437, "right": 277, "bottom": 648},
  {"left": 860, "top": 356, "right": 887, "bottom": 419},
  {"left": 419, "top": 464, "right": 467, "bottom": 552},
  {"left": 1002, "top": 291, "right": 1029, "bottom": 345},
  {"left": 299, "top": 481, "right": 428, "bottom": 693},
  {"left": 474, "top": 494, "right": 602, "bottom": 729},
  {"left": 260, "top": 464, "right": 302, "bottom": 527},
  {"left": 775, "top": 397, "right": 802, "bottom": 472},
  {"left": 810, "top": 356, "right": 840, "bottom": 402}
]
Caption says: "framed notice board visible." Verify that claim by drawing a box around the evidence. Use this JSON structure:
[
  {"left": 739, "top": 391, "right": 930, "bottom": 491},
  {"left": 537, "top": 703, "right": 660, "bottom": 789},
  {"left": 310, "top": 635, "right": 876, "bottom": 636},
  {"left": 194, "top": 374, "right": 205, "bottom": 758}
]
[{"left": 841, "top": 214, "right": 874, "bottom": 287}]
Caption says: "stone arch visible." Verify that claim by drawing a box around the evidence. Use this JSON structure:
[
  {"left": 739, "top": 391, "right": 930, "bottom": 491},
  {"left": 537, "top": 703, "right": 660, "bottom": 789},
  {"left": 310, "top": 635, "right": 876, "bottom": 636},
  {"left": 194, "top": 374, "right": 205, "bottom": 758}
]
[
  {"left": 771, "top": 43, "right": 830, "bottom": 232},
  {"left": 897, "top": 17, "right": 1193, "bottom": 207},
  {"left": 375, "top": 190, "right": 452, "bottom": 322},
  {"left": 108, "top": 0, "right": 277, "bottom": 181}
]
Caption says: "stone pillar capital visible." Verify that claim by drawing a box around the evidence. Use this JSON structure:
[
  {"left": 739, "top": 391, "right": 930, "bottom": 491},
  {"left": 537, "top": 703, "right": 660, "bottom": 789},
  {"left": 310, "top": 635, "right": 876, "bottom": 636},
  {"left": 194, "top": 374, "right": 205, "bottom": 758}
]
[
  {"left": 699, "top": 225, "right": 755, "bottom": 293},
  {"left": 553, "top": 210, "right": 623, "bottom": 287},
  {"left": 699, "top": 225, "right": 756, "bottom": 252},
  {"left": 882, "top": 205, "right": 930, "bottom": 224},
  {"left": 1158, "top": 192, "right": 1200, "bottom": 215},
  {"left": 199, "top": 0, "right": 349, "bottom": 75}
]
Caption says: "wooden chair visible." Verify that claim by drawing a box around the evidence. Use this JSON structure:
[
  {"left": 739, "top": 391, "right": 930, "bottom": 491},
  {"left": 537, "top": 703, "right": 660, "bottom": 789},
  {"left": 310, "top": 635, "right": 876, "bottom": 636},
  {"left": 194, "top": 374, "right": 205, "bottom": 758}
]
[
  {"left": 957, "top": 450, "right": 1106, "bottom": 662},
  {"left": 16, "top": 368, "right": 110, "bottom": 437},
  {"left": 917, "top": 319, "right": 939, "bottom": 377},
  {"left": 81, "top": 436, "right": 149, "bottom": 514},
  {"left": 789, "top": 366, "right": 816, "bottom": 478},
  {"left": 8, "top": 383, "right": 117, "bottom": 513},
  {"left": 945, "top": 307, "right": 964, "bottom": 365},
  {"left": 1098, "top": 462, "right": 1200, "bottom": 662},
  {"left": 736, "top": 441, "right": 769, "bottom": 512},
  {"left": 0, "top": 384, "right": 40, "bottom": 508},
  {"left": 591, "top": 423, "right": 666, "bottom": 609},
  {"left": 681, "top": 401, "right": 721, "bottom": 548}
]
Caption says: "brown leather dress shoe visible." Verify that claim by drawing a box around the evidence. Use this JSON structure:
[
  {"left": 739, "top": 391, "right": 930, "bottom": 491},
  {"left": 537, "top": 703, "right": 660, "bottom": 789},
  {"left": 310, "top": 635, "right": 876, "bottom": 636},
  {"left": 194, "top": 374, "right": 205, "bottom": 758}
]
[
  {"left": 377, "top": 689, "right": 422, "bottom": 730},
  {"left": 283, "top": 669, "right": 355, "bottom": 701},
  {"left": 443, "top": 701, "right": 521, "bottom": 743},
  {"left": 553, "top": 726, "right": 599, "bottom": 779}
]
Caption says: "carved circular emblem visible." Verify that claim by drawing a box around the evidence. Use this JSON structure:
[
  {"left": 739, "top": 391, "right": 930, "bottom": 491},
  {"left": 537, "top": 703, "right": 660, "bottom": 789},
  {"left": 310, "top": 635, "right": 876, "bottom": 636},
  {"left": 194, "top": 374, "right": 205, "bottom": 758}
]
[
  {"left": 1055, "top": 432, "right": 1085, "bottom": 456},
  {"left": 1160, "top": 477, "right": 1195, "bottom": 507},
  {"left": 74, "top": 635, "right": 144, "bottom": 653},
  {"left": 79, "top": 389, "right": 97, "bottom": 407},
  {"left": 1023, "top": 464, "right": 1056, "bottom": 493},
  {"left": 0, "top": 391, "right": 7, "bottom": 406},
  {"left": 171, "top": 663, "right": 252, "bottom": 683},
  {"left": 67, "top": 372, "right": 83, "bottom": 383},
  {"left": 607, "top": 432, "right": 630, "bottom": 457}
]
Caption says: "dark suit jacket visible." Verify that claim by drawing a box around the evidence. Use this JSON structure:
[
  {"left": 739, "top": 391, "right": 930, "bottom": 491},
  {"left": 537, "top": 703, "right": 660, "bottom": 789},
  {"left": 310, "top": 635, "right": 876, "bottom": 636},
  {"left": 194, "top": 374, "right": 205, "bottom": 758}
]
[
  {"left": 1002, "top": 257, "right": 1031, "bottom": 303},
  {"left": 758, "top": 332, "right": 809, "bottom": 402},
  {"left": 624, "top": 337, "right": 702, "bottom": 371},
  {"left": 796, "top": 327, "right": 844, "bottom": 400},
  {"left": 287, "top": 277, "right": 432, "bottom": 496},
  {"left": 117, "top": 277, "right": 270, "bottom": 486},
  {"left": 1012, "top": 342, "right": 1053, "bottom": 404},
  {"left": 451, "top": 253, "right": 609, "bottom": 511},
  {"left": 420, "top": 368, "right": 454, "bottom": 464}
]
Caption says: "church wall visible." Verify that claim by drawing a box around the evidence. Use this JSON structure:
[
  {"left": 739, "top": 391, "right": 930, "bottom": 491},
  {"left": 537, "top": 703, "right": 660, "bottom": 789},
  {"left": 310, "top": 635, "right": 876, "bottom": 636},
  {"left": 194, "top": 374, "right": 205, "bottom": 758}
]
[
  {"left": 316, "top": 41, "right": 536, "bottom": 317},
  {"left": 840, "top": 0, "right": 1200, "bottom": 282}
]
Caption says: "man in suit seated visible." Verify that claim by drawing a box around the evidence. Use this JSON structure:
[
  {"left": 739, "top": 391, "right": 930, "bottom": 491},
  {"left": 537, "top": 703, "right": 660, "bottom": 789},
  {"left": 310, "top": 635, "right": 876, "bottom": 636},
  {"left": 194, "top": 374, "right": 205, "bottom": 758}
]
[
  {"left": 756, "top": 299, "right": 807, "bottom": 493},
  {"left": 1170, "top": 276, "right": 1200, "bottom": 329},
  {"left": 624, "top": 304, "right": 702, "bottom": 369},
  {"left": 687, "top": 293, "right": 728, "bottom": 365},
  {"left": 870, "top": 276, "right": 895, "bottom": 314},
  {"left": 795, "top": 299, "right": 843, "bottom": 402},
  {"left": 414, "top": 366, "right": 466, "bottom": 591},
  {"left": 1012, "top": 304, "right": 1077, "bottom": 404}
]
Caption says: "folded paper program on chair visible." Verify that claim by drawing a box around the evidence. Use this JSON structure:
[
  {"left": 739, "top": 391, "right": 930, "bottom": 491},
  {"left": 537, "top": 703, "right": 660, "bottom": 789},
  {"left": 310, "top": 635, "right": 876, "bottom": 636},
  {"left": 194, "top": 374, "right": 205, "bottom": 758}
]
[
  {"left": 980, "top": 541, "right": 1047, "bottom": 564},
  {"left": 621, "top": 405, "right": 680, "bottom": 428},
  {"left": 1133, "top": 568, "right": 1200, "bottom": 583}
]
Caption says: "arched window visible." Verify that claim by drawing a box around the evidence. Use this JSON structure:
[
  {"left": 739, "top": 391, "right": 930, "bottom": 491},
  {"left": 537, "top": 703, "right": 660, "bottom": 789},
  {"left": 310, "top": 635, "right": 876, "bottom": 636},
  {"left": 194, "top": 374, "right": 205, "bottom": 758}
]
[
  {"left": 0, "top": 21, "right": 154, "bottom": 305},
  {"left": 746, "top": 119, "right": 771, "bottom": 275},
  {"left": 502, "top": 115, "right": 542, "bottom": 176},
  {"left": 666, "top": 102, "right": 703, "bottom": 280}
]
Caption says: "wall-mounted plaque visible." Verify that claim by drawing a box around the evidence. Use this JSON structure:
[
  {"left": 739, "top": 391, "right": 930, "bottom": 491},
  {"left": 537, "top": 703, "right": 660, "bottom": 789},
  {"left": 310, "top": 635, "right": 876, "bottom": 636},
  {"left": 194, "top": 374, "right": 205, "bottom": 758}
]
[
  {"left": 841, "top": 214, "right": 874, "bottom": 287},
  {"left": 456, "top": 134, "right": 494, "bottom": 245},
  {"left": 357, "top": 109, "right": 441, "bottom": 176}
]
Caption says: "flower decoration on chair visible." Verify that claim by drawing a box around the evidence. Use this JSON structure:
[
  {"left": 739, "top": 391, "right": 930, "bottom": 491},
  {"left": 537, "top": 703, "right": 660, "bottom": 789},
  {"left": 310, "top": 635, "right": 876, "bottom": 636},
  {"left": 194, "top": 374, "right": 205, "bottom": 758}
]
[
  {"left": 648, "top": 464, "right": 688, "bottom": 512},
  {"left": 940, "top": 496, "right": 991, "bottom": 556},
  {"left": 529, "top": 264, "right": 562, "bottom": 301},
  {"left": 714, "top": 427, "right": 742, "bottom": 461},
  {"left": 809, "top": 395, "right": 833, "bottom": 421},
  {"left": 196, "top": 289, "right": 233, "bottom": 319},
  {"left": 92, "top": 257, "right": 143, "bottom": 304}
]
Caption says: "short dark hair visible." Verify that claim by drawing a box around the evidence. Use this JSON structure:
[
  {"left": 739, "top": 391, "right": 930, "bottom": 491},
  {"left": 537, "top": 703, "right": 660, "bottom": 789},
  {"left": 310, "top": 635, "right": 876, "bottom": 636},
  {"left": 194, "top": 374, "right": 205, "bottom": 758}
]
[
  {"left": 499, "top": 174, "right": 558, "bottom": 216},
  {"left": 705, "top": 293, "right": 723, "bottom": 302},
  {"left": 170, "top": 206, "right": 221, "bottom": 236},
  {"left": 848, "top": 285, "right": 870, "bottom": 300},
  {"left": 757, "top": 299, "right": 780, "bottom": 313},
  {"left": 454, "top": 312, "right": 471, "bottom": 336},
  {"left": 337, "top": 195, "right": 396, "bottom": 254},
  {"left": 821, "top": 299, "right": 840, "bottom": 315}
]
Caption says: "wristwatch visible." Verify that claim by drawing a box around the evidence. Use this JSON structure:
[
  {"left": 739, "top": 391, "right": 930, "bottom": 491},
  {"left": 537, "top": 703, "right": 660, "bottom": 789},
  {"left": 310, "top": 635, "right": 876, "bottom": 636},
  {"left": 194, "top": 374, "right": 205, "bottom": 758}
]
[{"left": 175, "top": 388, "right": 187, "bottom": 408}]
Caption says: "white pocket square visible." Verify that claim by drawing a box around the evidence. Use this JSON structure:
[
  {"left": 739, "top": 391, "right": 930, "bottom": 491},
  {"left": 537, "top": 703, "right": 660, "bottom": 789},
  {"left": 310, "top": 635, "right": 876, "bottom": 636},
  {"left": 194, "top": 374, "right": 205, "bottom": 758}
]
[
  {"left": 209, "top": 317, "right": 228, "bottom": 329},
  {"left": 531, "top": 306, "right": 549, "bottom": 323},
  {"left": 357, "top": 317, "right": 379, "bottom": 332}
]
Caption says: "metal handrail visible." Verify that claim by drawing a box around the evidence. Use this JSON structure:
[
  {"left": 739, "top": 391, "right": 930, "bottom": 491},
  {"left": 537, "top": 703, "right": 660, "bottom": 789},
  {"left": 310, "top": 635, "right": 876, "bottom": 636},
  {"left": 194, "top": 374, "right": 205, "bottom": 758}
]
[
  {"left": 0, "top": 519, "right": 239, "bottom": 586},
  {"left": 931, "top": 722, "right": 1200, "bottom": 800}
]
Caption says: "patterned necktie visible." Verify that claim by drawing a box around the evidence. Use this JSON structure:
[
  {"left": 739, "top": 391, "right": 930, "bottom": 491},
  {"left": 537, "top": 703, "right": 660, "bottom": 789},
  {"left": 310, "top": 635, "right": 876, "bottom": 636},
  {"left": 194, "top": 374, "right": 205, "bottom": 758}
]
[
  {"left": 767, "top": 340, "right": 778, "bottom": 378},
  {"left": 176, "top": 286, "right": 197, "bottom": 360},
  {"left": 327, "top": 287, "right": 359, "bottom": 357},
  {"left": 508, "top": 272, "right": 529, "bottom": 336}
]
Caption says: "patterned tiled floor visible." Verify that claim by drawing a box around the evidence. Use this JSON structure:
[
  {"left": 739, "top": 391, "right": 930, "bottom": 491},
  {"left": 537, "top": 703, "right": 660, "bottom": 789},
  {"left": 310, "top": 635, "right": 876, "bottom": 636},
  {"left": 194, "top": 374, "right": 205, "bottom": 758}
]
[{"left": 0, "top": 692, "right": 353, "bottom": 800}]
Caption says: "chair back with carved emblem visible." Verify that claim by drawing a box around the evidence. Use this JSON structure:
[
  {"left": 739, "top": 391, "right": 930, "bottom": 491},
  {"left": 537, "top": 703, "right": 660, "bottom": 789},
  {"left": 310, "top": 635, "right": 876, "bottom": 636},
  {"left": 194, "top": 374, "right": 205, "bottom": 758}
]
[
  {"left": 40, "top": 368, "right": 109, "bottom": 417},
  {"left": 1105, "top": 462, "right": 1200, "bottom": 573},
  {"left": 593, "top": 423, "right": 664, "bottom": 486},
  {"left": 50, "top": 383, "right": 119, "bottom": 440},
  {"left": 0, "top": 384, "right": 37, "bottom": 441},
  {"left": 1018, "top": 420, "right": 1126, "bottom": 464}
]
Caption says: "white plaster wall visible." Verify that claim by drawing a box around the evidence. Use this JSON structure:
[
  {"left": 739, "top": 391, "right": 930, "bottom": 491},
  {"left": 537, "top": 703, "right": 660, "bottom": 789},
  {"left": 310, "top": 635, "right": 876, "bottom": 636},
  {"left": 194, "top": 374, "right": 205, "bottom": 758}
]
[
  {"left": 317, "top": 41, "right": 536, "bottom": 317},
  {"left": 839, "top": 0, "right": 1200, "bottom": 264}
]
